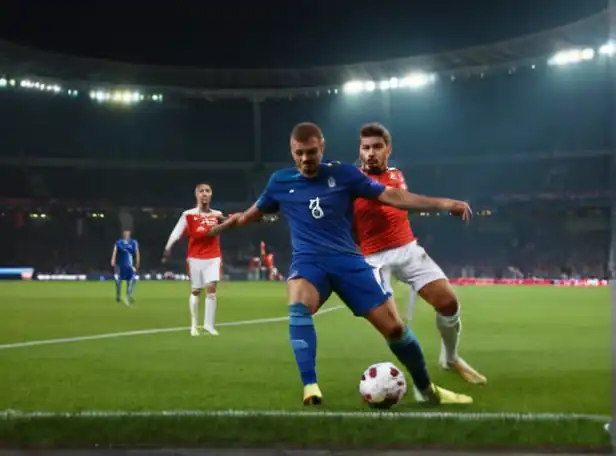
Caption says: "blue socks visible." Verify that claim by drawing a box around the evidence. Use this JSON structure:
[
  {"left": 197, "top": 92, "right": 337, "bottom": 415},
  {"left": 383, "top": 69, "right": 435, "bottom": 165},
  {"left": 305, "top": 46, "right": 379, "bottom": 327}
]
[
  {"left": 114, "top": 276, "right": 121, "bottom": 300},
  {"left": 289, "top": 303, "right": 317, "bottom": 385},
  {"left": 127, "top": 279, "right": 136, "bottom": 299},
  {"left": 388, "top": 326, "right": 431, "bottom": 391}
]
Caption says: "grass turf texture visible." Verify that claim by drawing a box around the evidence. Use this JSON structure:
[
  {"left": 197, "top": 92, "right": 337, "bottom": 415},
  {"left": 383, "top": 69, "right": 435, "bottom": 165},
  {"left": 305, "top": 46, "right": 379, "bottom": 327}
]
[{"left": 0, "top": 281, "right": 611, "bottom": 449}]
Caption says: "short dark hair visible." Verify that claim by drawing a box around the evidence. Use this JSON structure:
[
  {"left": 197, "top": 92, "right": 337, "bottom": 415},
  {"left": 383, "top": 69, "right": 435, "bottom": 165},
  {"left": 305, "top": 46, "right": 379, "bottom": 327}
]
[
  {"left": 291, "top": 122, "right": 324, "bottom": 143},
  {"left": 360, "top": 122, "right": 392, "bottom": 146}
]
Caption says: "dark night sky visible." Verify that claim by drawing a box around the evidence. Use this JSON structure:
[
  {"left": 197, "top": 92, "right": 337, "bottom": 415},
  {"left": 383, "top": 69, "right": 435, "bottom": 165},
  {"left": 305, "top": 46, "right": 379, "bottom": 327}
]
[{"left": 0, "top": 0, "right": 607, "bottom": 68}]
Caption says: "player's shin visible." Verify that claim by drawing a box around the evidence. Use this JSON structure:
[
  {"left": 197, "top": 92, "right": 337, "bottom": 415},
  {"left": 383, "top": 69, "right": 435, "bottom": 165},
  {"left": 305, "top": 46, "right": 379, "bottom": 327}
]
[
  {"left": 288, "top": 303, "right": 318, "bottom": 387},
  {"left": 387, "top": 326, "right": 431, "bottom": 392},
  {"left": 204, "top": 293, "right": 218, "bottom": 333},
  {"left": 127, "top": 279, "right": 136, "bottom": 299},
  {"left": 114, "top": 275, "right": 121, "bottom": 301},
  {"left": 436, "top": 309, "right": 461, "bottom": 365},
  {"left": 189, "top": 294, "right": 199, "bottom": 331}
]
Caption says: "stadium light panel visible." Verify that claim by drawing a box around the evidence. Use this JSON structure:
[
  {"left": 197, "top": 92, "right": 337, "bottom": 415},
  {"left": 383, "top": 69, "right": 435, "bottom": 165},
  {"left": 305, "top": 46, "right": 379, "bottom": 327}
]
[
  {"left": 599, "top": 42, "right": 615, "bottom": 56},
  {"left": 0, "top": 78, "right": 6, "bottom": 87},
  {"left": 399, "top": 72, "right": 436, "bottom": 89},
  {"left": 548, "top": 48, "right": 595, "bottom": 66},
  {"left": 342, "top": 80, "right": 364, "bottom": 94}
]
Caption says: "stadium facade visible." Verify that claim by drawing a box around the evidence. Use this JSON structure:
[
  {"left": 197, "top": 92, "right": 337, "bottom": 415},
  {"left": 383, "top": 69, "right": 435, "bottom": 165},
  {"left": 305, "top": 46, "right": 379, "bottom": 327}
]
[{"left": 0, "top": 8, "right": 612, "bottom": 281}]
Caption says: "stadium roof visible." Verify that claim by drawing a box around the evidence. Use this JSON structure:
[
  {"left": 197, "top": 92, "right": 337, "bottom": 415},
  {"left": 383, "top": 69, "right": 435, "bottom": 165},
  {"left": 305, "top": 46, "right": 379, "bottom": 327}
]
[{"left": 0, "top": 9, "right": 608, "bottom": 96}]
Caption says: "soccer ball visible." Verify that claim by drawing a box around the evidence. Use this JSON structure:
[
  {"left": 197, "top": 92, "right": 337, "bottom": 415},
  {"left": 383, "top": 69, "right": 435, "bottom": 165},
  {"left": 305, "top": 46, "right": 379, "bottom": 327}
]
[{"left": 359, "top": 362, "right": 407, "bottom": 409}]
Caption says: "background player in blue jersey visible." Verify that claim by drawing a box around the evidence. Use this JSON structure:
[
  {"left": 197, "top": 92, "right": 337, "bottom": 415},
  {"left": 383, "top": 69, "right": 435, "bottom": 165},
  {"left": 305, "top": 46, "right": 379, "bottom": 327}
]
[
  {"left": 110, "top": 230, "right": 140, "bottom": 306},
  {"left": 214, "top": 123, "right": 473, "bottom": 406}
]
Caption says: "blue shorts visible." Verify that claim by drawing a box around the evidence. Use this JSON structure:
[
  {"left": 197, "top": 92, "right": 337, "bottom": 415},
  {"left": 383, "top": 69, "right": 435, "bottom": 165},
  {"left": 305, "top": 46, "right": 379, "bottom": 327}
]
[
  {"left": 116, "top": 266, "right": 135, "bottom": 281},
  {"left": 288, "top": 255, "right": 391, "bottom": 316}
]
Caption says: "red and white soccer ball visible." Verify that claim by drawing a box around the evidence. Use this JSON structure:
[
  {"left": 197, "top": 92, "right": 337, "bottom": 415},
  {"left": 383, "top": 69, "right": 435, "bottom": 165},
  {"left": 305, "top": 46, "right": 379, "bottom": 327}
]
[{"left": 359, "top": 362, "right": 407, "bottom": 409}]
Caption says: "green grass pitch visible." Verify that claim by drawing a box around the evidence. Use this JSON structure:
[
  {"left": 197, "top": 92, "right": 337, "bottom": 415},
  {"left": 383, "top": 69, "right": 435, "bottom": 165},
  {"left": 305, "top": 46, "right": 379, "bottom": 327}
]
[{"left": 0, "top": 281, "right": 611, "bottom": 449}]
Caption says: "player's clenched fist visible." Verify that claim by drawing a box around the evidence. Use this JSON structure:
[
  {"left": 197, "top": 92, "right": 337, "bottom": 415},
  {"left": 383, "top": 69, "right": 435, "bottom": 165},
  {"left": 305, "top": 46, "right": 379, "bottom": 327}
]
[{"left": 448, "top": 200, "right": 472, "bottom": 223}]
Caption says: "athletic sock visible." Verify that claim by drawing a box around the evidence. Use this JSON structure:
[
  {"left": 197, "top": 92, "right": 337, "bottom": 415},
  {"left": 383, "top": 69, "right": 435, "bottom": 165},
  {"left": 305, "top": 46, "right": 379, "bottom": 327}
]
[
  {"left": 189, "top": 294, "right": 199, "bottom": 328},
  {"left": 288, "top": 303, "right": 317, "bottom": 385},
  {"left": 205, "top": 294, "right": 217, "bottom": 328},
  {"left": 388, "top": 326, "right": 431, "bottom": 391},
  {"left": 436, "top": 311, "right": 461, "bottom": 364},
  {"left": 114, "top": 275, "right": 121, "bottom": 300},
  {"left": 127, "top": 279, "right": 136, "bottom": 299}
]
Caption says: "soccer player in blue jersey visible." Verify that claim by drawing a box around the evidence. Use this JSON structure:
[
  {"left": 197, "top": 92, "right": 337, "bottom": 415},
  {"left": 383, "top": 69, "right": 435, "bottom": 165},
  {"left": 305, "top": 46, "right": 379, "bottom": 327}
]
[
  {"left": 214, "top": 122, "right": 473, "bottom": 406},
  {"left": 110, "top": 230, "right": 140, "bottom": 306}
]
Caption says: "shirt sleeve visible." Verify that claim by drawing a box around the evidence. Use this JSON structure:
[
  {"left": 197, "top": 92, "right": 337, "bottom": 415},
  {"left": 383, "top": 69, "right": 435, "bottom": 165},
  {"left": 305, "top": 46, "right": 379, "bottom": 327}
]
[
  {"left": 256, "top": 173, "right": 280, "bottom": 214},
  {"left": 165, "top": 214, "right": 187, "bottom": 250},
  {"left": 345, "top": 165, "right": 386, "bottom": 199}
]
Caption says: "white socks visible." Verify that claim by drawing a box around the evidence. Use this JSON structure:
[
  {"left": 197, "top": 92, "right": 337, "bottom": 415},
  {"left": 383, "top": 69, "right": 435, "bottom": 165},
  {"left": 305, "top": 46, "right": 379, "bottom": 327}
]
[
  {"left": 189, "top": 294, "right": 199, "bottom": 328},
  {"left": 190, "top": 293, "right": 217, "bottom": 331},
  {"left": 205, "top": 293, "right": 217, "bottom": 329},
  {"left": 436, "top": 310, "right": 461, "bottom": 365}
]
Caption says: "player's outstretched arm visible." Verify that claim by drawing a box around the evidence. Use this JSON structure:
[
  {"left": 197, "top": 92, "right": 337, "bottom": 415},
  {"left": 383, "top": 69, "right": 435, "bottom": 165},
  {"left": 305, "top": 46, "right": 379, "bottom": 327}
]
[
  {"left": 162, "top": 215, "right": 187, "bottom": 262},
  {"left": 378, "top": 187, "right": 472, "bottom": 222},
  {"left": 110, "top": 245, "right": 117, "bottom": 268},
  {"left": 208, "top": 203, "right": 264, "bottom": 236}
]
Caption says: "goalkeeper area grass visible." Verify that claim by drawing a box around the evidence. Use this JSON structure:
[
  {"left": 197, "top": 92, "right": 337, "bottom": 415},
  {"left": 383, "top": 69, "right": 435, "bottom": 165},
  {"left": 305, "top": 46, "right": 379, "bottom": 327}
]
[{"left": 0, "top": 281, "right": 611, "bottom": 449}]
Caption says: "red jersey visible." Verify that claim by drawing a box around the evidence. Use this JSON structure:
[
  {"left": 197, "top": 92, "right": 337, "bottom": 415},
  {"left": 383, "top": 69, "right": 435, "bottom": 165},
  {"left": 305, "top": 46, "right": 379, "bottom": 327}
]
[
  {"left": 353, "top": 168, "right": 416, "bottom": 256},
  {"left": 165, "top": 207, "right": 223, "bottom": 259},
  {"left": 263, "top": 253, "right": 274, "bottom": 269}
]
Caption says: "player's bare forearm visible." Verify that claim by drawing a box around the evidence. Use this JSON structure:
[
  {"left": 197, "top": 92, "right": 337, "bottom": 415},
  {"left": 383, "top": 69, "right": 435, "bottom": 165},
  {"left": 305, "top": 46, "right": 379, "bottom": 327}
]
[
  {"left": 207, "top": 216, "right": 240, "bottom": 236},
  {"left": 378, "top": 187, "right": 473, "bottom": 222},
  {"left": 378, "top": 187, "right": 453, "bottom": 212},
  {"left": 238, "top": 203, "right": 269, "bottom": 226}
]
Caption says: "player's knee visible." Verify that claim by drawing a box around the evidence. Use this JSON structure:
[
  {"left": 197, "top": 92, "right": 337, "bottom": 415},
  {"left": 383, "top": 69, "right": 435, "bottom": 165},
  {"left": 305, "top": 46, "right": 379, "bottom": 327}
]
[
  {"left": 436, "top": 298, "right": 461, "bottom": 327},
  {"left": 437, "top": 300, "right": 459, "bottom": 318},
  {"left": 387, "top": 322, "right": 406, "bottom": 341},
  {"left": 191, "top": 290, "right": 201, "bottom": 296},
  {"left": 206, "top": 285, "right": 217, "bottom": 294},
  {"left": 386, "top": 323, "right": 417, "bottom": 346},
  {"left": 379, "top": 314, "right": 407, "bottom": 341}
]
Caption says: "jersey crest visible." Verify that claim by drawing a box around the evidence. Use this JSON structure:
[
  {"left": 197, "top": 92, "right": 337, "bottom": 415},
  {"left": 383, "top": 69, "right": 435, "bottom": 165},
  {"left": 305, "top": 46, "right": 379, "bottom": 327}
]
[{"left": 327, "top": 176, "right": 336, "bottom": 188}]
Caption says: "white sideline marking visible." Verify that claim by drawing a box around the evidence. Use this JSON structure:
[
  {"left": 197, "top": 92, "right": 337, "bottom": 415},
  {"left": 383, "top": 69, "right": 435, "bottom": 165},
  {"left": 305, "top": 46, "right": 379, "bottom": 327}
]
[
  {"left": 0, "top": 409, "right": 610, "bottom": 422},
  {"left": 0, "top": 305, "right": 343, "bottom": 351}
]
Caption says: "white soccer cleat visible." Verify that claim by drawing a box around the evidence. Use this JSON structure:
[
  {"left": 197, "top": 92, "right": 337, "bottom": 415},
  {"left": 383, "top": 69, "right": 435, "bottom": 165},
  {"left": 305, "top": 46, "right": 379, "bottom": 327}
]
[
  {"left": 123, "top": 296, "right": 131, "bottom": 307},
  {"left": 190, "top": 327, "right": 200, "bottom": 337},
  {"left": 203, "top": 325, "right": 219, "bottom": 336}
]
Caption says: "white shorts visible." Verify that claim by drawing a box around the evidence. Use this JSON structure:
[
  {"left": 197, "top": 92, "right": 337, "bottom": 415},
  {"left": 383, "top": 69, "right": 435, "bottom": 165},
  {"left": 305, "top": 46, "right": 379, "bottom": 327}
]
[
  {"left": 364, "top": 241, "right": 447, "bottom": 293},
  {"left": 187, "top": 257, "right": 221, "bottom": 289}
]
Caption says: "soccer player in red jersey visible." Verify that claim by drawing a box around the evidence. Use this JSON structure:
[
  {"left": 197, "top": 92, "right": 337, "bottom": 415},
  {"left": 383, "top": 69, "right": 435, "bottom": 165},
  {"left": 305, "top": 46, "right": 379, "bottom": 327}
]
[
  {"left": 353, "top": 123, "right": 487, "bottom": 385},
  {"left": 163, "top": 183, "right": 227, "bottom": 337}
]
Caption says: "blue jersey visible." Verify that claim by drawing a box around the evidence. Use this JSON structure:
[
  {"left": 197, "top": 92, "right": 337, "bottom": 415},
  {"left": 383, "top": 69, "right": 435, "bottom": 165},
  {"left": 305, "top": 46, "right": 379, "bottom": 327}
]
[
  {"left": 115, "top": 238, "right": 138, "bottom": 269},
  {"left": 256, "top": 162, "right": 391, "bottom": 316},
  {"left": 256, "top": 163, "right": 386, "bottom": 259}
]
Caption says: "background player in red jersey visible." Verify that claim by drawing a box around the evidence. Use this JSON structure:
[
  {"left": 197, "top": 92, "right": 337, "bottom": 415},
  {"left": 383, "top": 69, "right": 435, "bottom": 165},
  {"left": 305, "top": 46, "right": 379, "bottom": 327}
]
[
  {"left": 163, "top": 183, "right": 227, "bottom": 336},
  {"left": 260, "top": 240, "right": 284, "bottom": 281},
  {"left": 353, "top": 123, "right": 487, "bottom": 386}
]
